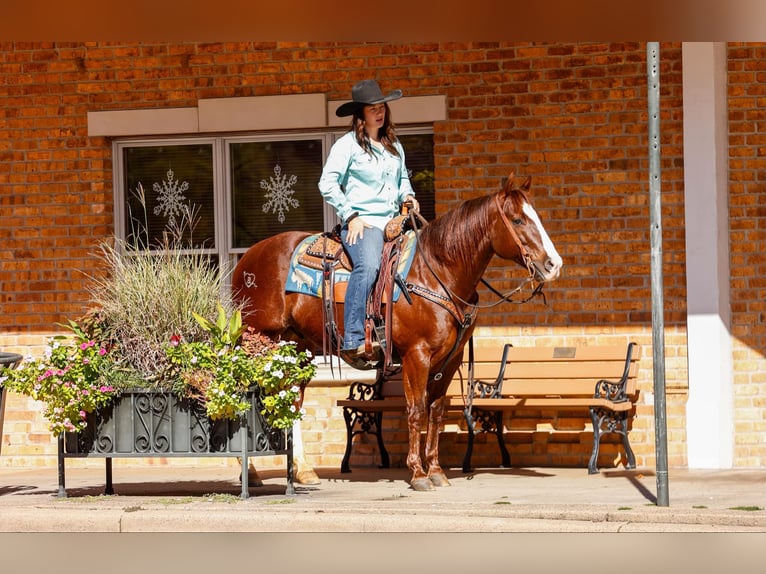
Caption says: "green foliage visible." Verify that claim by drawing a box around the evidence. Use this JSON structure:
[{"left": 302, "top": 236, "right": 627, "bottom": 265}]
[
  {"left": 251, "top": 341, "right": 316, "bottom": 429},
  {"left": 165, "top": 308, "right": 316, "bottom": 428},
  {"left": 87, "top": 240, "right": 233, "bottom": 385},
  {"left": 191, "top": 303, "right": 245, "bottom": 348},
  {"left": 3, "top": 321, "right": 119, "bottom": 435}
]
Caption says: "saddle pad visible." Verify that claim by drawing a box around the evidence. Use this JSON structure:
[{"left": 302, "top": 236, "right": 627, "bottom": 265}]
[{"left": 285, "top": 230, "right": 417, "bottom": 302}]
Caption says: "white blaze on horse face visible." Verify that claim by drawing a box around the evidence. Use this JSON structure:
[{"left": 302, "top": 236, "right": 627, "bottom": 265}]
[{"left": 522, "top": 201, "right": 563, "bottom": 280}]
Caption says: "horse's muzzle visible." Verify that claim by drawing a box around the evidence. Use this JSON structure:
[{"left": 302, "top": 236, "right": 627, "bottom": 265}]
[{"left": 534, "top": 257, "right": 562, "bottom": 282}]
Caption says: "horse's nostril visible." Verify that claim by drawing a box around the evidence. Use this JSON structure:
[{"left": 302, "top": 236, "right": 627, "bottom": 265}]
[{"left": 544, "top": 259, "right": 555, "bottom": 272}]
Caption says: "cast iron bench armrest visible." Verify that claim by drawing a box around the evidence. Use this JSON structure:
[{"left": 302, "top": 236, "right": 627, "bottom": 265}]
[
  {"left": 346, "top": 379, "right": 382, "bottom": 402},
  {"left": 464, "top": 341, "right": 509, "bottom": 410},
  {"left": 593, "top": 342, "right": 639, "bottom": 403}
]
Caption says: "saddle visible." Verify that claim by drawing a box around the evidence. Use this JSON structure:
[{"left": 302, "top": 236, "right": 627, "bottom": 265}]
[
  {"left": 297, "top": 229, "right": 351, "bottom": 271},
  {"left": 299, "top": 214, "right": 410, "bottom": 272},
  {"left": 306, "top": 216, "right": 417, "bottom": 373}
]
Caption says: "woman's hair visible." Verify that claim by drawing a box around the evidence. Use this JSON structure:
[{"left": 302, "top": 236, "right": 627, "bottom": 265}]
[{"left": 351, "top": 103, "right": 400, "bottom": 157}]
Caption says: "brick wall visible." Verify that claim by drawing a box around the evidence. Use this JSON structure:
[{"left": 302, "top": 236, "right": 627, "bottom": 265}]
[
  {"left": 0, "top": 42, "right": 763, "bottom": 471},
  {"left": 727, "top": 43, "right": 766, "bottom": 467}
]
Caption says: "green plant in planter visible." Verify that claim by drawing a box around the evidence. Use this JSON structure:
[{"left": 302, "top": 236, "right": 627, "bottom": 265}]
[
  {"left": 165, "top": 305, "right": 316, "bottom": 428},
  {"left": 250, "top": 339, "right": 316, "bottom": 429},
  {"left": 4, "top": 320, "right": 119, "bottom": 435}
]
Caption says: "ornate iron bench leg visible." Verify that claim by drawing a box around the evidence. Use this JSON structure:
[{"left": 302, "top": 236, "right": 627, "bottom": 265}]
[
  {"left": 341, "top": 407, "right": 390, "bottom": 472},
  {"left": 493, "top": 411, "right": 511, "bottom": 468},
  {"left": 375, "top": 411, "right": 390, "bottom": 468},
  {"left": 589, "top": 406, "right": 636, "bottom": 474},
  {"left": 620, "top": 412, "right": 637, "bottom": 470},
  {"left": 588, "top": 407, "right": 602, "bottom": 474},
  {"left": 341, "top": 407, "right": 356, "bottom": 473}
]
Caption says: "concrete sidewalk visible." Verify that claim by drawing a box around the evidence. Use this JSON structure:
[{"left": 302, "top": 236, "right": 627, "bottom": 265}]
[{"left": 0, "top": 463, "right": 763, "bottom": 532}]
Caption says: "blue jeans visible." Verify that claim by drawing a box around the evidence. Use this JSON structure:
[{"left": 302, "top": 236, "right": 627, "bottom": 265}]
[{"left": 340, "top": 225, "right": 384, "bottom": 350}]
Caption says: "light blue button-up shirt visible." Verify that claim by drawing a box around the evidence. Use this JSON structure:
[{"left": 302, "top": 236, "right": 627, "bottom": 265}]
[{"left": 318, "top": 131, "right": 415, "bottom": 231}]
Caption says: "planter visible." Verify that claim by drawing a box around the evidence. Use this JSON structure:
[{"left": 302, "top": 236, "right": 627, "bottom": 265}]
[
  {"left": 0, "top": 352, "right": 24, "bottom": 456},
  {"left": 58, "top": 389, "right": 293, "bottom": 499}
]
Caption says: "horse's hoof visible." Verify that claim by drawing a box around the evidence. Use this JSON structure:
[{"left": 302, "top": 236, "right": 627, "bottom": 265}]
[
  {"left": 429, "top": 473, "right": 451, "bottom": 487},
  {"left": 295, "top": 468, "right": 321, "bottom": 485},
  {"left": 410, "top": 477, "right": 436, "bottom": 492}
]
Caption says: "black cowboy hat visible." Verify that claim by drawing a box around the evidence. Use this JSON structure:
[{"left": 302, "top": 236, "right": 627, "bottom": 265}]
[{"left": 335, "top": 79, "right": 403, "bottom": 117}]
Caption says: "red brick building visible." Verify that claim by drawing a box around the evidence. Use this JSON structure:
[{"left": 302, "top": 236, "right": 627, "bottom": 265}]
[{"left": 1, "top": 42, "right": 764, "bottom": 472}]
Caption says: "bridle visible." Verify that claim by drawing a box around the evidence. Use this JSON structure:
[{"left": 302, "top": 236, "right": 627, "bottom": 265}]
[
  {"left": 405, "top": 194, "right": 548, "bottom": 312},
  {"left": 485, "top": 192, "right": 547, "bottom": 306}
]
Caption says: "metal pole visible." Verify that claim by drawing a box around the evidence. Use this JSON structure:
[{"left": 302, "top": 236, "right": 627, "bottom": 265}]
[{"left": 647, "top": 42, "right": 669, "bottom": 506}]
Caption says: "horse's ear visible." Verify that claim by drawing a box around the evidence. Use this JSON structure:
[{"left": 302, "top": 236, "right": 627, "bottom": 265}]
[
  {"left": 520, "top": 175, "right": 532, "bottom": 192},
  {"left": 506, "top": 171, "right": 515, "bottom": 190},
  {"left": 500, "top": 172, "right": 515, "bottom": 193}
]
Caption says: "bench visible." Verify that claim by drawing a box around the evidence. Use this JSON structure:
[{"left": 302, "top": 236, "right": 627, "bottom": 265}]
[{"left": 337, "top": 341, "right": 641, "bottom": 475}]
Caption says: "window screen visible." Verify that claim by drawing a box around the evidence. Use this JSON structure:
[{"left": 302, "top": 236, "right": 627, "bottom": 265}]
[
  {"left": 122, "top": 143, "right": 215, "bottom": 250},
  {"left": 230, "top": 139, "right": 325, "bottom": 248},
  {"left": 399, "top": 133, "right": 435, "bottom": 222}
]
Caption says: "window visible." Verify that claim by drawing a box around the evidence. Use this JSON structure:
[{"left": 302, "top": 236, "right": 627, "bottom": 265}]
[
  {"left": 229, "top": 136, "right": 325, "bottom": 248},
  {"left": 113, "top": 128, "right": 434, "bottom": 286},
  {"left": 120, "top": 141, "right": 216, "bottom": 250}
]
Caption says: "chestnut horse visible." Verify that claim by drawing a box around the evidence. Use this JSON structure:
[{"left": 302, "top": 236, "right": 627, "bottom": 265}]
[{"left": 232, "top": 174, "right": 562, "bottom": 491}]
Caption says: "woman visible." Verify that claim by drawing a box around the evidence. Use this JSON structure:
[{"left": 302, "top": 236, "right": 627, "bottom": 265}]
[{"left": 319, "top": 79, "right": 419, "bottom": 362}]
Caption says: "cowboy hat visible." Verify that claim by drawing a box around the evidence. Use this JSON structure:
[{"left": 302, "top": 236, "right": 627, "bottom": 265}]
[{"left": 335, "top": 79, "right": 403, "bottom": 117}]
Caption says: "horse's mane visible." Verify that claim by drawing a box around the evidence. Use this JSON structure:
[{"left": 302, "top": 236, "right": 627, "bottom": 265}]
[{"left": 419, "top": 186, "right": 529, "bottom": 267}]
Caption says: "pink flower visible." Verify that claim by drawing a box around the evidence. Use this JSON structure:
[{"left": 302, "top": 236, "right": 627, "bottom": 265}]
[
  {"left": 98, "top": 348, "right": 107, "bottom": 356},
  {"left": 170, "top": 334, "right": 181, "bottom": 347}
]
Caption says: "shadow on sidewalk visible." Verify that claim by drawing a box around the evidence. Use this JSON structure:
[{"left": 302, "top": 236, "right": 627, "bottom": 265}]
[{"left": 602, "top": 469, "right": 658, "bottom": 504}]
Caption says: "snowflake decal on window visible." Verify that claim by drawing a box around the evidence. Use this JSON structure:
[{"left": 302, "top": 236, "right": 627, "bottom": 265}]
[
  {"left": 261, "top": 164, "right": 299, "bottom": 224},
  {"left": 153, "top": 168, "right": 189, "bottom": 227}
]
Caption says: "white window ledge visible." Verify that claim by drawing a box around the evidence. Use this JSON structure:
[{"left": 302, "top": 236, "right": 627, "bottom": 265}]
[{"left": 88, "top": 94, "right": 447, "bottom": 137}]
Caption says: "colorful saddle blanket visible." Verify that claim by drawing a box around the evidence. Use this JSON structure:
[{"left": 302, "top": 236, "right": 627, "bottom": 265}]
[{"left": 285, "top": 230, "right": 417, "bottom": 302}]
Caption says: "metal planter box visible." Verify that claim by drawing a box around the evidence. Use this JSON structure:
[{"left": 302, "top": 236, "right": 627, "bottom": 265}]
[{"left": 58, "top": 389, "right": 293, "bottom": 498}]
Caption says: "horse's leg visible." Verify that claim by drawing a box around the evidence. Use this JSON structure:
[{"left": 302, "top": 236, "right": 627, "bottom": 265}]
[
  {"left": 402, "top": 352, "right": 434, "bottom": 492},
  {"left": 292, "top": 420, "right": 320, "bottom": 485},
  {"left": 424, "top": 394, "right": 451, "bottom": 487}
]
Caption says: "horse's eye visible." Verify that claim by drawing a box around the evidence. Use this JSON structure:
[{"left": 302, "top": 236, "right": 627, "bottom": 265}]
[{"left": 513, "top": 218, "right": 523, "bottom": 225}]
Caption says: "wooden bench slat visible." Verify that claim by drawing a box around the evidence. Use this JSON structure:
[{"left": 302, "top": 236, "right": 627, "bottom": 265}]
[
  {"left": 337, "top": 398, "right": 407, "bottom": 411},
  {"left": 465, "top": 344, "right": 641, "bottom": 363},
  {"left": 461, "top": 397, "right": 634, "bottom": 411},
  {"left": 500, "top": 378, "right": 637, "bottom": 397},
  {"left": 468, "top": 361, "right": 638, "bottom": 382}
]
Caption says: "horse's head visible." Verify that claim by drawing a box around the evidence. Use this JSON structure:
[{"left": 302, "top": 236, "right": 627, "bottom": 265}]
[{"left": 492, "top": 174, "right": 563, "bottom": 283}]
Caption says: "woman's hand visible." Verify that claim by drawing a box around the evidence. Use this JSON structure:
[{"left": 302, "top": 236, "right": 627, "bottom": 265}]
[
  {"left": 346, "top": 216, "right": 371, "bottom": 245},
  {"left": 404, "top": 195, "right": 419, "bottom": 213}
]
